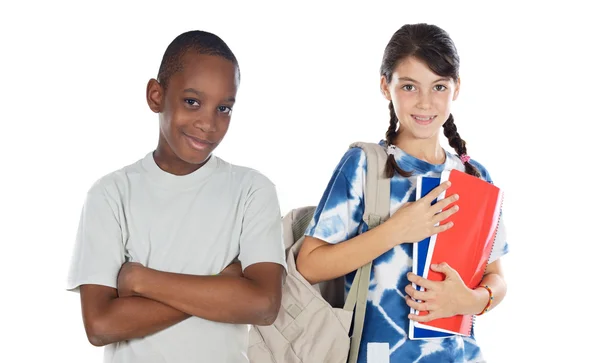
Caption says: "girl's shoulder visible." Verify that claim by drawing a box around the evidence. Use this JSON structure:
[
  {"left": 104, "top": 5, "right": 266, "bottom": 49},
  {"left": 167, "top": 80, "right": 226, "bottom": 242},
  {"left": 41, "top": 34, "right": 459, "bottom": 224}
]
[
  {"left": 458, "top": 157, "right": 494, "bottom": 184},
  {"left": 334, "top": 144, "right": 370, "bottom": 178}
]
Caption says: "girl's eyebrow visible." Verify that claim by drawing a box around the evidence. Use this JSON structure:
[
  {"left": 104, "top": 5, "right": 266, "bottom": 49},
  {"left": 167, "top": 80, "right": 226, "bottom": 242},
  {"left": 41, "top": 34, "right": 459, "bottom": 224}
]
[
  {"left": 397, "top": 77, "right": 419, "bottom": 83},
  {"left": 396, "top": 77, "right": 451, "bottom": 83}
]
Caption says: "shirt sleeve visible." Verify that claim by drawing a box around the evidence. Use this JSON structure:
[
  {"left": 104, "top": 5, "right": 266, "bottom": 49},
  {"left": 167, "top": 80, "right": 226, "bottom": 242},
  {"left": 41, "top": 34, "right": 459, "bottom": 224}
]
[
  {"left": 238, "top": 173, "right": 287, "bottom": 272},
  {"left": 66, "top": 182, "right": 126, "bottom": 292},
  {"left": 305, "top": 147, "right": 368, "bottom": 244},
  {"left": 470, "top": 159, "right": 509, "bottom": 263}
]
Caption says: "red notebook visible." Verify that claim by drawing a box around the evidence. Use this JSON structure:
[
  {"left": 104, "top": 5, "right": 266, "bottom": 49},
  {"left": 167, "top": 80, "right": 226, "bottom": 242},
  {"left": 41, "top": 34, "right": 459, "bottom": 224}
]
[{"left": 414, "top": 169, "right": 503, "bottom": 336}]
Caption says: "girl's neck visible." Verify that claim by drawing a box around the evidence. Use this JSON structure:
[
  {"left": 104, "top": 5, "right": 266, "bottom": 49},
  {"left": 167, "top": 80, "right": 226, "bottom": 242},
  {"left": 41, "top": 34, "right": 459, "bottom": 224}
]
[{"left": 394, "top": 131, "right": 446, "bottom": 165}]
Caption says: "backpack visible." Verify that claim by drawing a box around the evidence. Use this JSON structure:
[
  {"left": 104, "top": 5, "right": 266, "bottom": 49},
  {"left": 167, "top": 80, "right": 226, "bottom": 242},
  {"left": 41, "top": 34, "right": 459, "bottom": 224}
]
[{"left": 248, "top": 142, "right": 391, "bottom": 363}]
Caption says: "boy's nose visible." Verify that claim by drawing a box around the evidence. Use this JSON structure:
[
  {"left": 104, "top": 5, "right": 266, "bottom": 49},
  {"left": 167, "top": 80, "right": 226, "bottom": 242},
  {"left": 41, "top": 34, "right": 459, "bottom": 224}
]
[{"left": 193, "top": 114, "right": 217, "bottom": 133}]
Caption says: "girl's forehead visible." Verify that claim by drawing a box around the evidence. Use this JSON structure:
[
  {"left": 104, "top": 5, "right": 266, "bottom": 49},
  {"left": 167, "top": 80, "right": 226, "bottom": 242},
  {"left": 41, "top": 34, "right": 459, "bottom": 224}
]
[{"left": 393, "top": 59, "right": 449, "bottom": 82}]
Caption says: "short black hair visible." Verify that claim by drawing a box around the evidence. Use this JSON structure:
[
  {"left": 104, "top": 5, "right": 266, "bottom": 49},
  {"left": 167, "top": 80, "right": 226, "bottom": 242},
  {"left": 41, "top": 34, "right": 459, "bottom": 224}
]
[{"left": 157, "top": 30, "right": 239, "bottom": 88}]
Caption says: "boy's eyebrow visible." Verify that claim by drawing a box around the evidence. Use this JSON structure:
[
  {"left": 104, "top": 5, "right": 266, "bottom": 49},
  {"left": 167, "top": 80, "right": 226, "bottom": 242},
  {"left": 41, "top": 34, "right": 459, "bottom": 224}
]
[
  {"left": 184, "top": 88, "right": 236, "bottom": 103},
  {"left": 184, "top": 88, "right": 203, "bottom": 96},
  {"left": 397, "top": 77, "right": 451, "bottom": 84}
]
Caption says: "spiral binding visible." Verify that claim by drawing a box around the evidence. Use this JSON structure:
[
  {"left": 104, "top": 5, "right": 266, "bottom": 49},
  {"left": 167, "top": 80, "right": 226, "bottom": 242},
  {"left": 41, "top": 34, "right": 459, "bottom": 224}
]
[{"left": 468, "top": 189, "right": 505, "bottom": 336}]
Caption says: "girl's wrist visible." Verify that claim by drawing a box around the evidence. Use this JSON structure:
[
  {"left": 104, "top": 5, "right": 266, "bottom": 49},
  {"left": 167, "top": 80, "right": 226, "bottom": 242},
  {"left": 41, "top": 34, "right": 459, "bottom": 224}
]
[{"left": 463, "top": 286, "right": 490, "bottom": 316}]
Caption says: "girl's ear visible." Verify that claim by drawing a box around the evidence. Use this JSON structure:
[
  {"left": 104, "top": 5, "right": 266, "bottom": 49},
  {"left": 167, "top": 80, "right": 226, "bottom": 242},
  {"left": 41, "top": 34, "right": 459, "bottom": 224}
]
[
  {"left": 146, "top": 79, "right": 164, "bottom": 113},
  {"left": 453, "top": 77, "right": 461, "bottom": 101},
  {"left": 380, "top": 76, "right": 392, "bottom": 101}
]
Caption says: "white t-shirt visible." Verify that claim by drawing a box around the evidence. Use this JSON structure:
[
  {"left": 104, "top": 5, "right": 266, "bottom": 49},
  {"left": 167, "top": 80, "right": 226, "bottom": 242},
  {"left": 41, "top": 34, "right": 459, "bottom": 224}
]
[{"left": 67, "top": 152, "right": 287, "bottom": 363}]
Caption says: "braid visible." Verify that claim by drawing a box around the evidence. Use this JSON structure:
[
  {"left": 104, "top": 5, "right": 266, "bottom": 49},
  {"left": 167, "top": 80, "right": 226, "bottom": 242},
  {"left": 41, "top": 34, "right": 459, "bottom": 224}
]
[
  {"left": 384, "top": 102, "right": 412, "bottom": 178},
  {"left": 385, "top": 102, "right": 398, "bottom": 146},
  {"left": 443, "top": 114, "right": 481, "bottom": 178}
]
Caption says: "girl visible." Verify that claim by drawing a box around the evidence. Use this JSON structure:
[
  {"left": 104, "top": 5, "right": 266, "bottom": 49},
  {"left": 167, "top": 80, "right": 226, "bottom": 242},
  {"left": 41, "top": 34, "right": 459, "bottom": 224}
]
[{"left": 296, "top": 23, "right": 508, "bottom": 363}]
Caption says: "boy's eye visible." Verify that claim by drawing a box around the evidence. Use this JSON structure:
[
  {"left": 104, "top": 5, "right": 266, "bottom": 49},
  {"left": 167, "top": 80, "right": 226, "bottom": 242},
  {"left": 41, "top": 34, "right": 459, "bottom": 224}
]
[
  {"left": 401, "top": 85, "right": 416, "bottom": 91},
  {"left": 185, "top": 99, "right": 200, "bottom": 107},
  {"left": 434, "top": 85, "right": 447, "bottom": 91},
  {"left": 218, "top": 105, "right": 232, "bottom": 115}
]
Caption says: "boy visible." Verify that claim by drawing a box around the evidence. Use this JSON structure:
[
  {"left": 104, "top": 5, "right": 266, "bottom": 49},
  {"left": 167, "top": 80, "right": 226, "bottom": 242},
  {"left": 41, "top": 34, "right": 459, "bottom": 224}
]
[{"left": 66, "top": 30, "right": 286, "bottom": 362}]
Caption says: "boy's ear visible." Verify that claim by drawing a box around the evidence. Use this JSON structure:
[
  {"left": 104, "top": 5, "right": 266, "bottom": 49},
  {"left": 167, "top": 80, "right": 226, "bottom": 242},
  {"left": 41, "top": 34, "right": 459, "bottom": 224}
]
[{"left": 146, "top": 79, "right": 164, "bottom": 113}]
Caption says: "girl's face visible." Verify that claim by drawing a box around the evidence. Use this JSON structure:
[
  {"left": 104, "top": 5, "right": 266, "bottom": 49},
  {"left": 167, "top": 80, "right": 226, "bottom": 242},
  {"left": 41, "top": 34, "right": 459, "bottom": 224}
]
[{"left": 381, "top": 56, "right": 460, "bottom": 142}]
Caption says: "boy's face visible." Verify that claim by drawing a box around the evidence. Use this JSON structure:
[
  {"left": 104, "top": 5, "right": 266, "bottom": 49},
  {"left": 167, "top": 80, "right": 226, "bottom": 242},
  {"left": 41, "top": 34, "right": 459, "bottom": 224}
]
[{"left": 148, "top": 52, "right": 239, "bottom": 168}]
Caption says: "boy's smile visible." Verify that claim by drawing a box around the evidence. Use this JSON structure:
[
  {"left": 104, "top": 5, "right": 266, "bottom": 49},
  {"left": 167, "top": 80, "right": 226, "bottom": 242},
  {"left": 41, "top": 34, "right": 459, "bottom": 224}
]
[
  {"left": 183, "top": 133, "right": 215, "bottom": 151},
  {"left": 146, "top": 51, "right": 239, "bottom": 176}
]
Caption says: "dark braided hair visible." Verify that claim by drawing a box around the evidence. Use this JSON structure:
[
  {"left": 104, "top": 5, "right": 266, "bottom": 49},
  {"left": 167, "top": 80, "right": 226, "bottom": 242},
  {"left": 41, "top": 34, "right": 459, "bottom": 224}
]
[
  {"left": 443, "top": 114, "right": 481, "bottom": 177},
  {"left": 157, "top": 30, "right": 240, "bottom": 90},
  {"left": 385, "top": 101, "right": 412, "bottom": 177},
  {"left": 379, "top": 23, "right": 480, "bottom": 178}
]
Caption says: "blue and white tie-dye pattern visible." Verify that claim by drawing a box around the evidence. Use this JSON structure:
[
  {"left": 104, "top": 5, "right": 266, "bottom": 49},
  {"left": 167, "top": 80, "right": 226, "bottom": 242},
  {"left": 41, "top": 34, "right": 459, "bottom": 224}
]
[{"left": 305, "top": 141, "right": 509, "bottom": 363}]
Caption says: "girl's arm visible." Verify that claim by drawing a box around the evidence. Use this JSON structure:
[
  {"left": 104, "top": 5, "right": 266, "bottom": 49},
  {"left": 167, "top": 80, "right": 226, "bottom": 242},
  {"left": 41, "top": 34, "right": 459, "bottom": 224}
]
[
  {"left": 404, "top": 258, "right": 507, "bottom": 321},
  {"left": 297, "top": 181, "right": 459, "bottom": 284}
]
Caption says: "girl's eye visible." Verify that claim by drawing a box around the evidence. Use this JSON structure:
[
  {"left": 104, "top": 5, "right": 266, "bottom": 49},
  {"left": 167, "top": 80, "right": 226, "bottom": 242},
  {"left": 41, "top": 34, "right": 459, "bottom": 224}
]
[
  {"left": 185, "top": 99, "right": 200, "bottom": 107},
  {"left": 402, "top": 85, "right": 416, "bottom": 91},
  {"left": 218, "top": 106, "right": 232, "bottom": 115},
  {"left": 434, "top": 85, "right": 447, "bottom": 91}
]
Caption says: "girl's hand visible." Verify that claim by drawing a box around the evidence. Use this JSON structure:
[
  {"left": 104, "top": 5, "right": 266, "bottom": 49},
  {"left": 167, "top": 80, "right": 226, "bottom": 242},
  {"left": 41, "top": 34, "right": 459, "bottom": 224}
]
[
  {"left": 404, "top": 262, "right": 484, "bottom": 321},
  {"left": 387, "top": 181, "right": 459, "bottom": 245}
]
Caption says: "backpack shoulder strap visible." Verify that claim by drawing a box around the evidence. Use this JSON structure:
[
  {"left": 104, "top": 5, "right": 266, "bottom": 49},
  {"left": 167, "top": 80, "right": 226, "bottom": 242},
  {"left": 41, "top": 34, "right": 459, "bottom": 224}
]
[
  {"left": 350, "top": 141, "right": 390, "bottom": 222},
  {"left": 344, "top": 141, "right": 391, "bottom": 363}
]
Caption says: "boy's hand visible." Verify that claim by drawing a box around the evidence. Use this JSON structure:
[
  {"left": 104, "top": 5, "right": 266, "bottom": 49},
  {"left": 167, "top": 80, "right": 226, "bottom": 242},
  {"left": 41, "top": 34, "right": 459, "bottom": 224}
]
[{"left": 117, "top": 262, "right": 145, "bottom": 298}]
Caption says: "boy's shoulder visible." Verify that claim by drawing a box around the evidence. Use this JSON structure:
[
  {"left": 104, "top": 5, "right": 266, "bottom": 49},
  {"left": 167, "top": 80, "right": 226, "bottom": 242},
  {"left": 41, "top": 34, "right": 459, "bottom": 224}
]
[
  {"left": 85, "top": 156, "right": 145, "bottom": 197},
  {"left": 86, "top": 153, "right": 278, "bottom": 197},
  {"left": 217, "top": 156, "right": 275, "bottom": 189}
]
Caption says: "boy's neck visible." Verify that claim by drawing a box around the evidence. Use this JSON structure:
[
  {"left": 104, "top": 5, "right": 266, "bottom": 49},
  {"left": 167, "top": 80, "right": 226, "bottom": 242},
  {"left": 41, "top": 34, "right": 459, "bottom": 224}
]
[
  {"left": 152, "top": 149, "right": 207, "bottom": 176},
  {"left": 394, "top": 132, "right": 446, "bottom": 165}
]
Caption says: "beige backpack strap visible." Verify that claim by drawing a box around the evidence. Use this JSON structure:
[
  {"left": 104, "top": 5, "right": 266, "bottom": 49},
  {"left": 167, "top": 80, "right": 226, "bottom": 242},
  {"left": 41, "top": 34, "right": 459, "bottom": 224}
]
[{"left": 344, "top": 142, "right": 390, "bottom": 363}]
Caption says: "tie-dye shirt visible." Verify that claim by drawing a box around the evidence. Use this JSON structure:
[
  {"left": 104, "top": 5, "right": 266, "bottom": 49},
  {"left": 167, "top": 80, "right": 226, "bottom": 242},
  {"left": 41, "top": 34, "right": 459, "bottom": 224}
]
[{"left": 305, "top": 141, "right": 509, "bottom": 363}]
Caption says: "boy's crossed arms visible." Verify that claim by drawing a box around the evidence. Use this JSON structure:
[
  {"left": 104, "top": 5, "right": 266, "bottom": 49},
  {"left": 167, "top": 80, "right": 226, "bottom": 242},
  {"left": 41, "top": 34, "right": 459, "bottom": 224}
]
[{"left": 81, "top": 260, "right": 283, "bottom": 347}]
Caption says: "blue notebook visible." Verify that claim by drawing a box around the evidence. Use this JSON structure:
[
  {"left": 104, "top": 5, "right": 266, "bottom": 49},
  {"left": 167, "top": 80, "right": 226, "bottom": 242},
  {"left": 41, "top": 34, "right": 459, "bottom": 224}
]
[{"left": 408, "top": 176, "right": 454, "bottom": 340}]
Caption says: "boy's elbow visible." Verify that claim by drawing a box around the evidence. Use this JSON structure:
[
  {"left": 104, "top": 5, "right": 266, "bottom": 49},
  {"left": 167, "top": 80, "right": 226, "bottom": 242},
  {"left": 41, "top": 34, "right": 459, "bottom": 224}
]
[
  {"left": 87, "top": 333, "right": 107, "bottom": 347},
  {"left": 253, "top": 293, "right": 281, "bottom": 326},
  {"left": 84, "top": 316, "right": 112, "bottom": 347}
]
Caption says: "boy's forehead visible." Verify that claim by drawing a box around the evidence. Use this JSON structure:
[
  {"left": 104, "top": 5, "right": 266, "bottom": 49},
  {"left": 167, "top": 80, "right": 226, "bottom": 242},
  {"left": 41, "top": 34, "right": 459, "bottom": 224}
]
[
  {"left": 182, "top": 52, "right": 237, "bottom": 76},
  {"left": 171, "top": 52, "right": 239, "bottom": 92}
]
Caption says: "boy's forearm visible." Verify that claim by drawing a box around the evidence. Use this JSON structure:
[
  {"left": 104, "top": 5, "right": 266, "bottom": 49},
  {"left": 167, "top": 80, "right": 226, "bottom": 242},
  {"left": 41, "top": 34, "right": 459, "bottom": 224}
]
[
  {"left": 132, "top": 268, "right": 279, "bottom": 326},
  {"left": 84, "top": 294, "right": 189, "bottom": 347}
]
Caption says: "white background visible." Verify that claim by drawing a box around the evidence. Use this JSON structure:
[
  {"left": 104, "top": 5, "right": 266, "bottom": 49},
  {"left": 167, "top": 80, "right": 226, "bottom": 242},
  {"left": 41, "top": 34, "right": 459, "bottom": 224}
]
[{"left": 1, "top": 1, "right": 598, "bottom": 362}]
